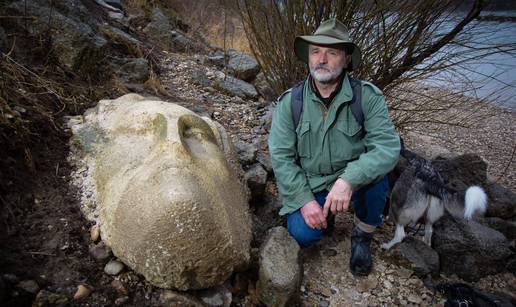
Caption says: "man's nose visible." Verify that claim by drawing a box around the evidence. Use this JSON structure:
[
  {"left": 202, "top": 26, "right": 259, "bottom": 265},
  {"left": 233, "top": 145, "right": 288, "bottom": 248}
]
[{"left": 317, "top": 52, "right": 328, "bottom": 64}]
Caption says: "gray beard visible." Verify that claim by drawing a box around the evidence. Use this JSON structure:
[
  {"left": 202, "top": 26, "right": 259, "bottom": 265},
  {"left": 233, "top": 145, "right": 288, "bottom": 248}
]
[{"left": 309, "top": 64, "right": 343, "bottom": 84}]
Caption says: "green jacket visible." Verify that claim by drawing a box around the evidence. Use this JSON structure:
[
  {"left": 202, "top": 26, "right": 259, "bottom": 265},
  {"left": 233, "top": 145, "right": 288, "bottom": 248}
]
[{"left": 268, "top": 74, "right": 400, "bottom": 215}]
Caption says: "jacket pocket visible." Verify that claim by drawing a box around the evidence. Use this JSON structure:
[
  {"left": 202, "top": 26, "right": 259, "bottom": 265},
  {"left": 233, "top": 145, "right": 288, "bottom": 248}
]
[
  {"left": 297, "top": 121, "right": 311, "bottom": 158},
  {"left": 331, "top": 119, "right": 363, "bottom": 162}
]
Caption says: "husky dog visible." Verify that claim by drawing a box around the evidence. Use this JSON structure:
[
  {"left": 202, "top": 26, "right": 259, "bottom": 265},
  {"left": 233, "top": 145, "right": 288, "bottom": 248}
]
[{"left": 381, "top": 147, "right": 488, "bottom": 250}]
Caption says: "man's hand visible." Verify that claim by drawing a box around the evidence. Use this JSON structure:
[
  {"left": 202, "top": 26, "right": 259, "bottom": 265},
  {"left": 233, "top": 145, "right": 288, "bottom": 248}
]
[
  {"left": 323, "top": 178, "right": 352, "bottom": 218},
  {"left": 300, "top": 200, "right": 327, "bottom": 230}
]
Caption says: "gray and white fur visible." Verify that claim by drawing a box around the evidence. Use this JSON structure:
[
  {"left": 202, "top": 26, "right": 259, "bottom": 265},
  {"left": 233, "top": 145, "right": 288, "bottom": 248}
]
[{"left": 381, "top": 149, "right": 487, "bottom": 250}]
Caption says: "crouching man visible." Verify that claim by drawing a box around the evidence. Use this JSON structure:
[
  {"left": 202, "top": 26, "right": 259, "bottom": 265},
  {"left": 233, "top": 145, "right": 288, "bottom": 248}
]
[{"left": 268, "top": 18, "right": 400, "bottom": 276}]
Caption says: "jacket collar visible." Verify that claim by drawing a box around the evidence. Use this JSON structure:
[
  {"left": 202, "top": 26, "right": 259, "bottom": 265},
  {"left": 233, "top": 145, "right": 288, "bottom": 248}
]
[{"left": 308, "top": 73, "right": 353, "bottom": 107}]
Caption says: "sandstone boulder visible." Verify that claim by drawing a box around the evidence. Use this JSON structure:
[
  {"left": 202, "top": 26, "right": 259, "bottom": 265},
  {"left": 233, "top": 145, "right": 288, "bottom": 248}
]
[{"left": 70, "top": 94, "right": 252, "bottom": 289}]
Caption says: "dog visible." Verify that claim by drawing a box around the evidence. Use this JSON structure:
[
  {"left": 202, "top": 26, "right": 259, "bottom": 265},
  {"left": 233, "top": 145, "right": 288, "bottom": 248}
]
[{"left": 381, "top": 146, "right": 488, "bottom": 250}]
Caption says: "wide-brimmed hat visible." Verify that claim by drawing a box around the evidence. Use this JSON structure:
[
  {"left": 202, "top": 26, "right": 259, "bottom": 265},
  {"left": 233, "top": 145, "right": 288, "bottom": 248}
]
[{"left": 294, "top": 18, "right": 361, "bottom": 70}]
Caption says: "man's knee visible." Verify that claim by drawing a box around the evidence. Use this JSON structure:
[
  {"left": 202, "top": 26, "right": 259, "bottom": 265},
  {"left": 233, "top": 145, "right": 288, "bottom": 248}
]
[{"left": 287, "top": 212, "right": 323, "bottom": 247}]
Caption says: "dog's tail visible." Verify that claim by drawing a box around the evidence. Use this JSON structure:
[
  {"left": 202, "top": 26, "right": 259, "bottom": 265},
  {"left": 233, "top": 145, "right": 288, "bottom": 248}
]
[{"left": 463, "top": 186, "right": 487, "bottom": 220}]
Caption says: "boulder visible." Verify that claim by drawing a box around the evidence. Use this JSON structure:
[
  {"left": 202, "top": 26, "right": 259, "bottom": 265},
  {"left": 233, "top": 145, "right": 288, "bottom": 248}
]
[
  {"left": 227, "top": 49, "right": 260, "bottom": 82},
  {"left": 215, "top": 76, "right": 258, "bottom": 99},
  {"left": 254, "top": 72, "right": 275, "bottom": 101},
  {"left": 485, "top": 182, "right": 516, "bottom": 219},
  {"left": 385, "top": 236, "right": 439, "bottom": 277},
  {"left": 479, "top": 217, "right": 516, "bottom": 241},
  {"left": 257, "top": 227, "right": 301, "bottom": 307},
  {"left": 432, "top": 214, "right": 513, "bottom": 281},
  {"left": 432, "top": 154, "right": 488, "bottom": 192},
  {"left": 7, "top": 1, "right": 107, "bottom": 75},
  {"left": 171, "top": 30, "right": 201, "bottom": 53},
  {"left": 252, "top": 197, "right": 284, "bottom": 247},
  {"left": 143, "top": 7, "right": 175, "bottom": 51},
  {"left": 206, "top": 51, "right": 226, "bottom": 67},
  {"left": 70, "top": 94, "right": 252, "bottom": 289},
  {"left": 113, "top": 58, "right": 150, "bottom": 83},
  {"left": 257, "top": 151, "right": 273, "bottom": 176},
  {"left": 234, "top": 141, "right": 258, "bottom": 165},
  {"left": 99, "top": 25, "right": 142, "bottom": 55},
  {"left": 244, "top": 163, "right": 268, "bottom": 200}
]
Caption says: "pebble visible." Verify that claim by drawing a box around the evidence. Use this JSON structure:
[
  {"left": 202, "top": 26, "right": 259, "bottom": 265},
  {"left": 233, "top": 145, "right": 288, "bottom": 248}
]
[
  {"left": 357, "top": 277, "right": 378, "bottom": 293},
  {"left": 383, "top": 280, "right": 393, "bottom": 289},
  {"left": 114, "top": 296, "right": 129, "bottom": 305},
  {"left": 104, "top": 260, "right": 125, "bottom": 276},
  {"left": 111, "top": 279, "right": 128, "bottom": 295},
  {"left": 17, "top": 280, "right": 40, "bottom": 294},
  {"left": 89, "top": 242, "right": 112, "bottom": 262},
  {"left": 408, "top": 294, "right": 422, "bottom": 304},
  {"left": 73, "top": 284, "right": 91, "bottom": 299},
  {"left": 318, "top": 299, "right": 330, "bottom": 307},
  {"left": 90, "top": 225, "right": 100, "bottom": 242}
]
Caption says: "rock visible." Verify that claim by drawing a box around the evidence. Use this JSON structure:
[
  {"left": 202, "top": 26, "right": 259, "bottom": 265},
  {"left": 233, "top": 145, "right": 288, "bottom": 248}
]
[
  {"left": 108, "top": 11, "right": 124, "bottom": 20},
  {"left": 115, "top": 58, "right": 150, "bottom": 83},
  {"left": 33, "top": 290, "right": 69, "bottom": 307},
  {"left": 215, "top": 76, "right": 259, "bottom": 99},
  {"left": 254, "top": 72, "right": 275, "bottom": 101},
  {"left": 252, "top": 197, "right": 284, "bottom": 247},
  {"left": 73, "top": 284, "right": 91, "bottom": 299},
  {"left": 486, "top": 182, "right": 516, "bottom": 219},
  {"left": 143, "top": 7, "right": 174, "bottom": 51},
  {"left": 407, "top": 294, "right": 422, "bottom": 304},
  {"left": 356, "top": 276, "right": 378, "bottom": 292},
  {"left": 245, "top": 164, "right": 267, "bottom": 200},
  {"left": 17, "top": 280, "right": 39, "bottom": 294},
  {"left": 70, "top": 94, "right": 251, "bottom": 290},
  {"left": 257, "top": 226, "right": 301, "bottom": 307},
  {"left": 159, "top": 290, "right": 204, "bottom": 306},
  {"left": 104, "top": 260, "right": 125, "bottom": 276},
  {"left": 98, "top": 25, "right": 142, "bottom": 55},
  {"left": 432, "top": 154, "right": 488, "bottom": 192},
  {"left": 318, "top": 300, "right": 330, "bottom": 307},
  {"left": 114, "top": 296, "right": 129, "bottom": 305},
  {"left": 171, "top": 30, "right": 201, "bottom": 53},
  {"left": 105, "top": 0, "right": 122, "bottom": 10},
  {"left": 8, "top": 1, "right": 107, "bottom": 75},
  {"left": 95, "top": 0, "right": 122, "bottom": 12},
  {"left": 386, "top": 236, "right": 440, "bottom": 277},
  {"left": 234, "top": 141, "right": 258, "bottom": 165},
  {"left": 479, "top": 217, "right": 516, "bottom": 240},
  {"left": 433, "top": 214, "right": 513, "bottom": 281},
  {"left": 191, "top": 68, "right": 213, "bottom": 88},
  {"left": 89, "top": 242, "right": 113, "bottom": 263},
  {"left": 111, "top": 279, "right": 128, "bottom": 295},
  {"left": 198, "top": 286, "right": 232, "bottom": 307},
  {"left": 206, "top": 51, "right": 225, "bottom": 67},
  {"left": 90, "top": 224, "right": 100, "bottom": 242},
  {"left": 257, "top": 151, "right": 273, "bottom": 175},
  {"left": 227, "top": 49, "right": 260, "bottom": 82}
]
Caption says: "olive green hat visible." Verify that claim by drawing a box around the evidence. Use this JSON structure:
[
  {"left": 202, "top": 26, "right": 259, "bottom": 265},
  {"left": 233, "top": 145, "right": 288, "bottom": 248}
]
[{"left": 294, "top": 18, "right": 362, "bottom": 70}]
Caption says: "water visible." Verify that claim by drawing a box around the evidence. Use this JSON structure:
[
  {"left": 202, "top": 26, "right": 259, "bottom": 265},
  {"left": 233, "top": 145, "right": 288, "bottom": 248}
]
[{"left": 425, "top": 12, "right": 516, "bottom": 111}]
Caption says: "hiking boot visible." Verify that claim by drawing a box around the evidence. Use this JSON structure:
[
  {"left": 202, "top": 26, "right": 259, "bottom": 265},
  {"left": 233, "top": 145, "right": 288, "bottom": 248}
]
[{"left": 350, "top": 226, "right": 373, "bottom": 276}]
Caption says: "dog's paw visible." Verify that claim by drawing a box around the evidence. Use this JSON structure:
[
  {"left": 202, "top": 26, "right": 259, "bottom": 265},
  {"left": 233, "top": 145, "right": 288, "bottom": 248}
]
[{"left": 381, "top": 243, "right": 392, "bottom": 250}]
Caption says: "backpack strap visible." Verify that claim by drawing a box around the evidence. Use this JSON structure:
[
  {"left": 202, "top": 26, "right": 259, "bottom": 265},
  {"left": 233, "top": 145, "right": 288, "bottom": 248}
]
[
  {"left": 290, "top": 77, "right": 364, "bottom": 138},
  {"left": 291, "top": 80, "right": 305, "bottom": 129},
  {"left": 348, "top": 77, "right": 365, "bottom": 138}
]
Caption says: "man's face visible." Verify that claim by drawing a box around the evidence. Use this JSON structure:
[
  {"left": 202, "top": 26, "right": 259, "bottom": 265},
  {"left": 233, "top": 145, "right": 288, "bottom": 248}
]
[{"left": 308, "top": 44, "right": 350, "bottom": 84}]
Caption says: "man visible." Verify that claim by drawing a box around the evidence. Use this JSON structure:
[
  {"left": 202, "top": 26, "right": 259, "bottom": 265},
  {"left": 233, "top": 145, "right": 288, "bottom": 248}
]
[{"left": 268, "top": 19, "right": 400, "bottom": 276}]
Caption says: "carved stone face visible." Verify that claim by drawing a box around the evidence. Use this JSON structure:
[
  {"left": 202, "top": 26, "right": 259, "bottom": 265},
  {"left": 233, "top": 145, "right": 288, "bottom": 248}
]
[{"left": 71, "top": 94, "right": 251, "bottom": 289}]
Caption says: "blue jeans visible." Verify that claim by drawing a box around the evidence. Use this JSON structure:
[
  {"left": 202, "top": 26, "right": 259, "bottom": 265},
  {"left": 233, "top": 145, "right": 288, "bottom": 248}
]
[{"left": 287, "top": 176, "right": 388, "bottom": 247}]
